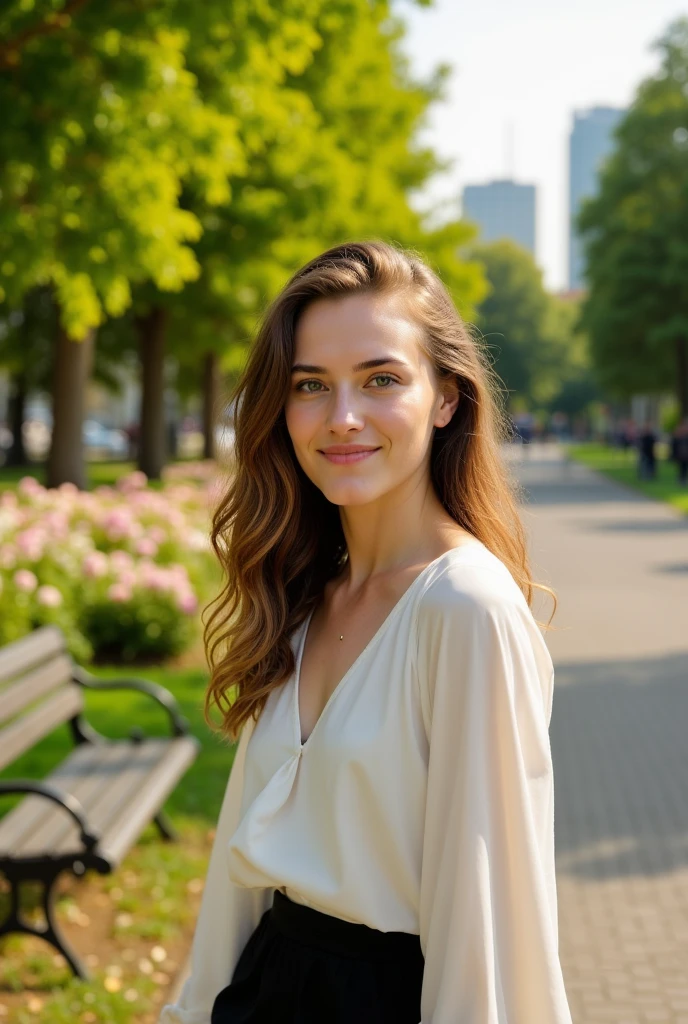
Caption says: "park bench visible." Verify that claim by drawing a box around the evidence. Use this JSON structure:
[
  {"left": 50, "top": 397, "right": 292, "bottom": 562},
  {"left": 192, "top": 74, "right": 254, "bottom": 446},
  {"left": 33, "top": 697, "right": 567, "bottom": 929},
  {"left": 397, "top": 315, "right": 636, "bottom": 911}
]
[{"left": 0, "top": 624, "right": 201, "bottom": 979}]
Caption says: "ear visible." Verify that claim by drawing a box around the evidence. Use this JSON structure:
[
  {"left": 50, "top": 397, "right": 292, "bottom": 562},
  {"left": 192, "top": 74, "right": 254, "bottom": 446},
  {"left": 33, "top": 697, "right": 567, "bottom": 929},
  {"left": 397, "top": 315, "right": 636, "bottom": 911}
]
[{"left": 434, "top": 376, "right": 460, "bottom": 429}]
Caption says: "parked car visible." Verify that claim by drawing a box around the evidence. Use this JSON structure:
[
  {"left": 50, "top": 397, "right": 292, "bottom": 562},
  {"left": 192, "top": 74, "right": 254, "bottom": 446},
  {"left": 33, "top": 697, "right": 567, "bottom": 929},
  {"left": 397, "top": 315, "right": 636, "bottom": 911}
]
[{"left": 82, "top": 419, "right": 128, "bottom": 457}]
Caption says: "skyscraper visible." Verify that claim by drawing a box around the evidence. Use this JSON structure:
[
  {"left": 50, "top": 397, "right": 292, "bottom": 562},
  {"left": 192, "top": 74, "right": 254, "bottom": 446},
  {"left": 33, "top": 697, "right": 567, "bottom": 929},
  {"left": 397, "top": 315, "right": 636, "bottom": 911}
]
[
  {"left": 462, "top": 180, "right": 537, "bottom": 257},
  {"left": 568, "top": 106, "right": 625, "bottom": 290}
]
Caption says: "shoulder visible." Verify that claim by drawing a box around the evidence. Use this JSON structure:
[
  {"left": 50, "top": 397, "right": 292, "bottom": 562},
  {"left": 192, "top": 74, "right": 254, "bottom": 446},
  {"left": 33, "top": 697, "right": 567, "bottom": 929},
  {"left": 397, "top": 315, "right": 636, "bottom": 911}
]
[
  {"left": 415, "top": 541, "right": 529, "bottom": 626},
  {"left": 412, "top": 541, "right": 554, "bottom": 720}
]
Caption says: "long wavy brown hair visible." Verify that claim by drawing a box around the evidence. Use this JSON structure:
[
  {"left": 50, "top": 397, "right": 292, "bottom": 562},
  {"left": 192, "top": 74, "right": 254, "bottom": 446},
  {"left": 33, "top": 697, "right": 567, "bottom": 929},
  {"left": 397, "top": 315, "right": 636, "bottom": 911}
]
[{"left": 203, "top": 240, "right": 557, "bottom": 742}]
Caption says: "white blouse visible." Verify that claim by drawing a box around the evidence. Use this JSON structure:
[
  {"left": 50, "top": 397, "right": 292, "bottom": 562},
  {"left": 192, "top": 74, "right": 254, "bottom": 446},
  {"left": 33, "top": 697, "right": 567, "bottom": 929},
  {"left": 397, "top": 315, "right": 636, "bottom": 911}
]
[{"left": 159, "top": 539, "right": 573, "bottom": 1024}]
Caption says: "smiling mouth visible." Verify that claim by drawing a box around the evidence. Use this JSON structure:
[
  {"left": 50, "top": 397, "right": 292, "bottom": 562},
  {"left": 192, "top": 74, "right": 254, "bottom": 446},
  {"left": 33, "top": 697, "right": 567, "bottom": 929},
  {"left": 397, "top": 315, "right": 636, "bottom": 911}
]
[{"left": 319, "top": 448, "right": 381, "bottom": 464}]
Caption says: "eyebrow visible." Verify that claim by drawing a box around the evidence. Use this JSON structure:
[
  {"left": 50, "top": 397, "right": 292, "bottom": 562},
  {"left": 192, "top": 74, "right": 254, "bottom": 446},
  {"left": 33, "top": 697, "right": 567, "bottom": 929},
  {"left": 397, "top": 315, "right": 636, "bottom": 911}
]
[{"left": 291, "top": 357, "right": 407, "bottom": 374}]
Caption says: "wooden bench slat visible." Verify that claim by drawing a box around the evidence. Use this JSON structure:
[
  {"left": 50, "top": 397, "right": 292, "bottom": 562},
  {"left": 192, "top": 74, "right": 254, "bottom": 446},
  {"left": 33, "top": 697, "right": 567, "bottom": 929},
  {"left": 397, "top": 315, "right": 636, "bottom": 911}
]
[
  {"left": 0, "top": 686, "right": 84, "bottom": 772},
  {"left": 0, "top": 654, "right": 74, "bottom": 726},
  {"left": 39, "top": 742, "right": 168, "bottom": 857},
  {"left": 0, "top": 737, "right": 198, "bottom": 865},
  {"left": 55, "top": 741, "right": 170, "bottom": 855},
  {"left": 0, "top": 743, "right": 103, "bottom": 853},
  {"left": 0, "top": 626, "right": 66, "bottom": 686},
  {"left": 0, "top": 743, "right": 129, "bottom": 856},
  {"left": 99, "top": 737, "right": 199, "bottom": 865}
]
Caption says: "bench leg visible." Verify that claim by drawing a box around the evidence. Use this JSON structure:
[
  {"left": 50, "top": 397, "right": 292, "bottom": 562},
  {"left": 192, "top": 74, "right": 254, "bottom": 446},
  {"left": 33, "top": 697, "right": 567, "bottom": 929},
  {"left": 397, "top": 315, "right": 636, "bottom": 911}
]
[
  {"left": 153, "top": 810, "right": 178, "bottom": 842},
  {"left": 0, "top": 870, "right": 90, "bottom": 980}
]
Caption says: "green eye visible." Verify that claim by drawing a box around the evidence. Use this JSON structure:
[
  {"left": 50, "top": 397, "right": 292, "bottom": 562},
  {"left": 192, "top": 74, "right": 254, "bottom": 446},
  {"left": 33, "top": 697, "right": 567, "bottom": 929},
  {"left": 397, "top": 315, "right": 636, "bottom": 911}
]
[{"left": 294, "top": 374, "right": 398, "bottom": 393}]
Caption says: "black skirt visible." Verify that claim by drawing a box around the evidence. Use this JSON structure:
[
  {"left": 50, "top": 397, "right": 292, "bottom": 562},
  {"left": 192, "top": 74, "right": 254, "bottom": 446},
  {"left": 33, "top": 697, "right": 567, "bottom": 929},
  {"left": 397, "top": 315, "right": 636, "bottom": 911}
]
[{"left": 211, "top": 889, "right": 425, "bottom": 1024}]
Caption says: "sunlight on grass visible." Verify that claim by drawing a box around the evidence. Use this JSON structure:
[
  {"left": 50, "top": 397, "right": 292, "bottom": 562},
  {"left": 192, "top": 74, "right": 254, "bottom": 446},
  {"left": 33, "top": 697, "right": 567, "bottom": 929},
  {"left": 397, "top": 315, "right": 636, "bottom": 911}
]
[{"left": 566, "top": 443, "right": 688, "bottom": 515}]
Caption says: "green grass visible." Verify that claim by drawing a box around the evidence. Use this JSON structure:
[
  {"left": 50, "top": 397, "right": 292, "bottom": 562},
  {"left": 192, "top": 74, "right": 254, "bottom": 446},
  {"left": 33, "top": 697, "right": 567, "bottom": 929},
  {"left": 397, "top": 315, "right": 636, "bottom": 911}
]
[
  {"left": 566, "top": 442, "right": 688, "bottom": 516},
  {"left": 0, "top": 664, "right": 236, "bottom": 1023}
]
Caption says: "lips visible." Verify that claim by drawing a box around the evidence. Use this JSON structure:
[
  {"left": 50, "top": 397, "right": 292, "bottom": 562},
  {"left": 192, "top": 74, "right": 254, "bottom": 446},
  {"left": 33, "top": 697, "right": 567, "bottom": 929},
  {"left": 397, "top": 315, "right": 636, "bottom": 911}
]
[{"left": 319, "top": 447, "right": 381, "bottom": 464}]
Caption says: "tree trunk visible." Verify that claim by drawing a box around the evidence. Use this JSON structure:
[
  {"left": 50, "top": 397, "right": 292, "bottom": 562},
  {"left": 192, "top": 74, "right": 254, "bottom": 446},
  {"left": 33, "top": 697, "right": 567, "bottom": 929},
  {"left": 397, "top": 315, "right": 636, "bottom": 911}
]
[
  {"left": 137, "top": 306, "right": 167, "bottom": 480},
  {"left": 5, "top": 370, "right": 28, "bottom": 467},
  {"left": 46, "top": 325, "right": 94, "bottom": 490},
  {"left": 677, "top": 335, "right": 688, "bottom": 419},
  {"left": 202, "top": 350, "right": 220, "bottom": 460}
]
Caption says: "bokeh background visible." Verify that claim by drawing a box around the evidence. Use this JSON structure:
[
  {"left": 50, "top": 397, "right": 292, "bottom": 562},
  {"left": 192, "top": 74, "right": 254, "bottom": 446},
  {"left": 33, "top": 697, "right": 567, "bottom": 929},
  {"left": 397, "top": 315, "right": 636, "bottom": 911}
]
[{"left": 1, "top": 2, "right": 687, "bottom": 1022}]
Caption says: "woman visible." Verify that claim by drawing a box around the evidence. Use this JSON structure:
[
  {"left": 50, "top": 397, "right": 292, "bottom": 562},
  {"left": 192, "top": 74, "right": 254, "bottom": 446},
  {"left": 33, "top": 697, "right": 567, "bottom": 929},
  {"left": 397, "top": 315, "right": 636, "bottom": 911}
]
[{"left": 160, "top": 241, "right": 573, "bottom": 1023}]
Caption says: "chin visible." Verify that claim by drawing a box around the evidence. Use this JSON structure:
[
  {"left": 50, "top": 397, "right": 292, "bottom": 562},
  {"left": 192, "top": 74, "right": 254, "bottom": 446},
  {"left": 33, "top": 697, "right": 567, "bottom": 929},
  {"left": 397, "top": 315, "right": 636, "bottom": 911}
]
[{"left": 320, "top": 482, "right": 385, "bottom": 506}]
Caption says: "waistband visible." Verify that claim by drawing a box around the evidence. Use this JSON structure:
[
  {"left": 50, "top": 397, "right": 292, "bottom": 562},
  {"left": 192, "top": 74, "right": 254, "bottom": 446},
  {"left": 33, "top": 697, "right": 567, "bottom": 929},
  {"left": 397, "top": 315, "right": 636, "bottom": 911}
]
[{"left": 270, "top": 889, "right": 422, "bottom": 961}]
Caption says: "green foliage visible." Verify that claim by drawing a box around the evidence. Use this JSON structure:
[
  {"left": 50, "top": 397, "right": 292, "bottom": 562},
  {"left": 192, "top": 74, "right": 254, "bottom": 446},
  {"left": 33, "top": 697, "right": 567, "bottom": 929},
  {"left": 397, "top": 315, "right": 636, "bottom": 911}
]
[
  {"left": 166, "top": 0, "right": 486, "bottom": 371},
  {"left": 0, "top": 0, "right": 485, "bottom": 358},
  {"left": 0, "top": 1, "right": 245, "bottom": 338},
  {"left": 470, "top": 240, "right": 594, "bottom": 410},
  {"left": 81, "top": 589, "right": 195, "bottom": 662},
  {"left": 0, "top": 0, "right": 487, "bottom": 487},
  {"left": 578, "top": 17, "right": 688, "bottom": 404}
]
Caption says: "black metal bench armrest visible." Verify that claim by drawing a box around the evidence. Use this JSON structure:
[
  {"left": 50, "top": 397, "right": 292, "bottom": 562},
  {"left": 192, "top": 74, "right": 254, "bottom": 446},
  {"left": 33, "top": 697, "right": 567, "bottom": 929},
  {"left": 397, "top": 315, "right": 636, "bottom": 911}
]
[
  {"left": 71, "top": 666, "right": 190, "bottom": 738},
  {"left": 0, "top": 780, "right": 100, "bottom": 852}
]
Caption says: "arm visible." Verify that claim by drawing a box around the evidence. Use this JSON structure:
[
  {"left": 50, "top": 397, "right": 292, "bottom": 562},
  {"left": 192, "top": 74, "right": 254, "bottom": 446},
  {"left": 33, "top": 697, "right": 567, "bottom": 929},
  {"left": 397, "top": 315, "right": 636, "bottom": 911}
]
[
  {"left": 414, "top": 566, "right": 572, "bottom": 1023},
  {"left": 158, "top": 717, "right": 274, "bottom": 1024}
]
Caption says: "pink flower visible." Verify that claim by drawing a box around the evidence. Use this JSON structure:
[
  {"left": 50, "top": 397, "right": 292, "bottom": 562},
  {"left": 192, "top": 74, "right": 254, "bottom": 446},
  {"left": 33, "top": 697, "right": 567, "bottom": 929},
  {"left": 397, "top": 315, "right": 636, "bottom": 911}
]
[
  {"left": 18, "top": 476, "right": 43, "bottom": 497},
  {"left": 16, "top": 528, "right": 46, "bottom": 561},
  {"left": 37, "top": 585, "right": 63, "bottom": 608},
  {"left": 140, "top": 569, "right": 168, "bottom": 591},
  {"left": 110, "top": 550, "right": 134, "bottom": 570},
  {"left": 117, "top": 470, "right": 148, "bottom": 493},
  {"left": 177, "top": 591, "right": 198, "bottom": 614},
  {"left": 107, "top": 582, "right": 133, "bottom": 603},
  {"left": 14, "top": 569, "right": 38, "bottom": 592},
  {"left": 82, "top": 551, "right": 109, "bottom": 578},
  {"left": 115, "top": 568, "right": 137, "bottom": 588},
  {"left": 135, "top": 538, "right": 158, "bottom": 558},
  {"left": 0, "top": 544, "right": 17, "bottom": 569},
  {"left": 103, "top": 510, "right": 134, "bottom": 541}
]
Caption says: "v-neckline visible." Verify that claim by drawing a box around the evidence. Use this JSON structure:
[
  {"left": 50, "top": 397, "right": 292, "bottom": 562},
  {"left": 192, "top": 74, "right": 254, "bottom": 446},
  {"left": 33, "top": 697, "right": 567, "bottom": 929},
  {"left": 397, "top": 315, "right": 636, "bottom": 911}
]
[{"left": 293, "top": 538, "right": 482, "bottom": 751}]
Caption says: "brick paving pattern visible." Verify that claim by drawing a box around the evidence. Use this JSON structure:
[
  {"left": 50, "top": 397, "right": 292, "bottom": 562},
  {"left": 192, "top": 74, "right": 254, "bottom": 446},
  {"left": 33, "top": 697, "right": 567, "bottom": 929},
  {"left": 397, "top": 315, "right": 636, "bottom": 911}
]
[{"left": 510, "top": 444, "right": 688, "bottom": 1023}]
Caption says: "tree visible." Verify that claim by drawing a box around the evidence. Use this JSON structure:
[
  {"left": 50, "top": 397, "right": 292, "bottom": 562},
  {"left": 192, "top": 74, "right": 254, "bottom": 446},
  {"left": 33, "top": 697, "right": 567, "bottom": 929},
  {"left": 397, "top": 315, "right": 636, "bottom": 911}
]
[
  {"left": 469, "top": 240, "right": 575, "bottom": 408},
  {"left": 578, "top": 17, "right": 688, "bottom": 416},
  {"left": 0, "top": 1, "right": 243, "bottom": 484},
  {"left": 0, "top": 0, "right": 485, "bottom": 484}
]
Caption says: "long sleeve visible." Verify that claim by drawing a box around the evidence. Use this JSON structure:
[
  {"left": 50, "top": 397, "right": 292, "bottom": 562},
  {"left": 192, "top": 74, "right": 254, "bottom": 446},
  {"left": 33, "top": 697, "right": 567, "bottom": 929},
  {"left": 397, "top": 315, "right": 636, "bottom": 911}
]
[
  {"left": 414, "top": 565, "right": 572, "bottom": 1023},
  {"left": 159, "top": 717, "right": 275, "bottom": 1024}
]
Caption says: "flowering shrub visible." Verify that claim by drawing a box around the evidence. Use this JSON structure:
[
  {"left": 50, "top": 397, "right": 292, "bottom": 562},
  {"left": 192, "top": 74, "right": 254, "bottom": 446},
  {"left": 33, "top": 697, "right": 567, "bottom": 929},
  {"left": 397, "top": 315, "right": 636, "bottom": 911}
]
[{"left": 0, "top": 462, "right": 226, "bottom": 664}]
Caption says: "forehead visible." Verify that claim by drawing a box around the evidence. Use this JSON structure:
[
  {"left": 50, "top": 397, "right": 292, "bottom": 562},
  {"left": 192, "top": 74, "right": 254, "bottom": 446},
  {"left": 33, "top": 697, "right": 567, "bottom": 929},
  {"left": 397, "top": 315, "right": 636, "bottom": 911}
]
[{"left": 294, "top": 292, "right": 423, "bottom": 359}]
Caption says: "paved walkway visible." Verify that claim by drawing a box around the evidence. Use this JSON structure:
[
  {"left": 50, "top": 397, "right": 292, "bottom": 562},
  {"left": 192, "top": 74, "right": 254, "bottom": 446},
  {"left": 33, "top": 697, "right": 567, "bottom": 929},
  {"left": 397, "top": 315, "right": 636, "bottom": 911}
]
[{"left": 510, "top": 443, "right": 688, "bottom": 1024}]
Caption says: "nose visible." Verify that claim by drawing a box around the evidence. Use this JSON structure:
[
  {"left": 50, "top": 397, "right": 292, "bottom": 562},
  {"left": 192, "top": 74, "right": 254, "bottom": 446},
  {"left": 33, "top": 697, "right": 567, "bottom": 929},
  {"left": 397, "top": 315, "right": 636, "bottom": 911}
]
[{"left": 325, "top": 383, "right": 365, "bottom": 432}]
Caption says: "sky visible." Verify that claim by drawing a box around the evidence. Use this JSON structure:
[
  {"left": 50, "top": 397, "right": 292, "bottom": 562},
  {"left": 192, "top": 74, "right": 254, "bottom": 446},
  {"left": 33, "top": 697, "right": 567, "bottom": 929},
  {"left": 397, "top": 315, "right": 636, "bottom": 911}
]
[{"left": 398, "top": 0, "right": 687, "bottom": 291}]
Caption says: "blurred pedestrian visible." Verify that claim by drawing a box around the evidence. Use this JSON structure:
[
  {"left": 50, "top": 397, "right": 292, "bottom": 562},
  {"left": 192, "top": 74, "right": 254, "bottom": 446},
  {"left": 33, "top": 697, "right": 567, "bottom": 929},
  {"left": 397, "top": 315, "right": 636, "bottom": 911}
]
[
  {"left": 637, "top": 421, "right": 657, "bottom": 480},
  {"left": 670, "top": 418, "right": 688, "bottom": 485},
  {"left": 124, "top": 421, "right": 139, "bottom": 461},
  {"left": 620, "top": 418, "right": 636, "bottom": 452}
]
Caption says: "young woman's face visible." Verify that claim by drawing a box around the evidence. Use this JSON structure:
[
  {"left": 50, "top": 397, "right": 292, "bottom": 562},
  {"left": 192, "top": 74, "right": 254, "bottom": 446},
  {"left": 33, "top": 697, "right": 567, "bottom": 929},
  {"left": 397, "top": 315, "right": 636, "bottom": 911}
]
[{"left": 284, "top": 291, "right": 458, "bottom": 507}]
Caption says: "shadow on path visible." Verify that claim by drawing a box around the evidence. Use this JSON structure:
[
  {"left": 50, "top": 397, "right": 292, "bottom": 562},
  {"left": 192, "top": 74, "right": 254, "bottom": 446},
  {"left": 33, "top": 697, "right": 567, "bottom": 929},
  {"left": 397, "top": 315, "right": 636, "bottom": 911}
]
[{"left": 552, "top": 651, "right": 688, "bottom": 880}]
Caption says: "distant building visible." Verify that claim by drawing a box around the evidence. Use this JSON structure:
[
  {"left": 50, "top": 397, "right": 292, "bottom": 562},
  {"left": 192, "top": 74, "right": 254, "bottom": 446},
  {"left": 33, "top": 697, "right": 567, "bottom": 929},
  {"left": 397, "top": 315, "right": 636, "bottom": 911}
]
[
  {"left": 462, "top": 179, "right": 537, "bottom": 257},
  {"left": 568, "top": 106, "right": 625, "bottom": 290}
]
